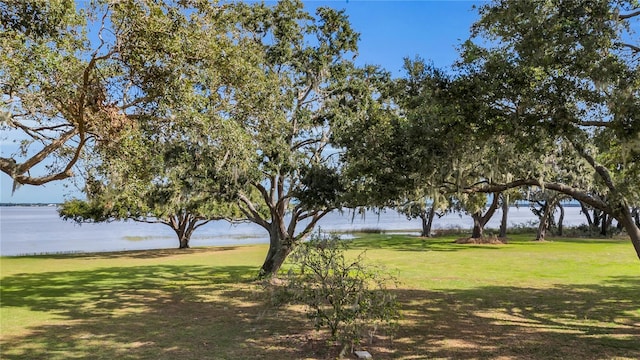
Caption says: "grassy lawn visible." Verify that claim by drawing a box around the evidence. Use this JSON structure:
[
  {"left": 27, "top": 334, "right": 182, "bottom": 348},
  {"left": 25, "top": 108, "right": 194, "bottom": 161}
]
[{"left": 1, "top": 234, "right": 639, "bottom": 359}]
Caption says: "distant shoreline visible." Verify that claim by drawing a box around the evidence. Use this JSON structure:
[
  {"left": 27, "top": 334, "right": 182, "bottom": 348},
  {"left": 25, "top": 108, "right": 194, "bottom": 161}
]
[
  {"left": 0, "top": 203, "right": 60, "bottom": 207},
  {"left": 1, "top": 202, "right": 582, "bottom": 208}
]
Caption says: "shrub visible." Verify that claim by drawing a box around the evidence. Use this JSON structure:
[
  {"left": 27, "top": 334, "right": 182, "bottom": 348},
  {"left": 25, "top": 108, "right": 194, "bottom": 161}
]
[{"left": 270, "top": 231, "right": 400, "bottom": 356}]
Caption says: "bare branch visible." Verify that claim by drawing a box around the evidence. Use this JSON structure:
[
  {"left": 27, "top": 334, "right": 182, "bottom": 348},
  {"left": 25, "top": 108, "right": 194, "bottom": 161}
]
[
  {"left": 10, "top": 169, "right": 74, "bottom": 186},
  {"left": 619, "top": 42, "right": 640, "bottom": 53},
  {"left": 238, "top": 192, "right": 270, "bottom": 230},
  {"left": 291, "top": 137, "right": 320, "bottom": 151},
  {"left": 462, "top": 179, "right": 611, "bottom": 214},
  {"left": 569, "top": 139, "right": 618, "bottom": 194},
  {"left": 253, "top": 181, "right": 273, "bottom": 208},
  {"left": 576, "top": 120, "right": 613, "bottom": 127},
  {"left": 293, "top": 208, "right": 331, "bottom": 241},
  {"left": 12, "top": 128, "right": 77, "bottom": 175},
  {"left": 192, "top": 219, "right": 213, "bottom": 230},
  {"left": 618, "top": 10, "right": 640, "bottom": 20},
  {"left": 132, "top": 218, "right": 165, "bottom": 224}
]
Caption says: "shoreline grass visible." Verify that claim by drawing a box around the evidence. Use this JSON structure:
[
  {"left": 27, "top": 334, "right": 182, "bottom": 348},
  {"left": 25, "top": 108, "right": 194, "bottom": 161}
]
[{"left": 1, "top": 234, "right": 639, "bottom": 359}]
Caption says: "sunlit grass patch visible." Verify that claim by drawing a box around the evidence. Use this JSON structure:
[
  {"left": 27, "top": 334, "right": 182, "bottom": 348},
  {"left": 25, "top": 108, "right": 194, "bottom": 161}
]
[{"left": 1, "top": 236, "right": 639, "bottom": 359}]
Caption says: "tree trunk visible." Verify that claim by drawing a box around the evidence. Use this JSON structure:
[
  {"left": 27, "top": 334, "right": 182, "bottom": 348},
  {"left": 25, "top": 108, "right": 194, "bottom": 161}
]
[
  {"left": 179, "top": 236, "right": 190, "bottom": 249},
  {"left": 469, "top": 193, "right": 500, "bottom": 239},
  {"left": 616, "top": 205, "right": 640, "bottom": 260},
  {"left": 420, "top": 206, "right": 436, "bottom": 237},
  {"left": 259, "top": 230, "right": 292, "bottom": 278},
  {"left": 499, "top": 193, "right": 509, "bottom": 238},
  {"left": 536, "top": 200, "right": 554, "bottom": 241},
  {"left": 168, "top": 214, "right": 199, "bottom": 249},
  {"left": 601, "top": 212, "right": 608, "bottom": 236},
  {"left": 471, "top": 213, "right": 484, "bottom": 238},
  {"left": 557, "top": 203, "right": 564, "bottom": 236},
  {"left": 535, "top": 206, "right": 547, "bottom": 241},
  {"left": 593, "top": 209, "right": 602, "bottom": 230},
  {"left": 580, "top": 201, "right": 593, "bottom": 227},
  {"left": 633, "top": 208, "right": 640, "bottom": 228}
]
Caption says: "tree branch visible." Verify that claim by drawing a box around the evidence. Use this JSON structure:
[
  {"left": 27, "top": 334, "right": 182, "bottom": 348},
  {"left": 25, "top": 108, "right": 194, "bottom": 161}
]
[
  {"left": 619, "top": 42, "right": 640, "bottom": 53},
  {"left": 618, "top": 10, "right": 640, "bottom": 20},
  {"left": 576, "top": 120, "right": 613, "bottom": 127},
  {"left": 462, "top": 179, "right": 612, "bottom": 214},
  {"left": 569, "top": 139, "right": 618, "bottom": 194},
  {"left": 238, "top": 192, "right": 270, "bottom": 230},
  {"left": 293, "top": 208, "right": 331, "bottom": 241},
  {"left": 480, "top": 192, "right": 500, "bottom": 224}
]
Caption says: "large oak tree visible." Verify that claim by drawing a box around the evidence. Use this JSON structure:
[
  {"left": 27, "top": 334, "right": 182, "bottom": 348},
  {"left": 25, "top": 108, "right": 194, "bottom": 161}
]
[
  {"left": 1, "top": 0, "right": 178, "bottom": 186},
  {"left": 456, "top": 0, "right": 640, "bottom": 257},
  {"left": 231, "top": 0, "right": 383, "bottom": 277},
  {"left": 56, "top": 0, "right": 262, "bottom": 249},
  {"left": 336, "top": 0, "right": 640, "bottom": 259}
]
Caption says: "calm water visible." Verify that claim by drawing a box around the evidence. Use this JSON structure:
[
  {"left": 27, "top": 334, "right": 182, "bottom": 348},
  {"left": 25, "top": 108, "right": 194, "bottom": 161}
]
[{"left": 0, "top": 206, "right": 588, "bottom": 256}]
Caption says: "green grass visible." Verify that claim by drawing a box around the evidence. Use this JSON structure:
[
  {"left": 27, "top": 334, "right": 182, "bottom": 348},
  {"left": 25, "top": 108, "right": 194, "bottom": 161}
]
[{"left": 1, "top": 235, "right": 639, "bottom": 359}]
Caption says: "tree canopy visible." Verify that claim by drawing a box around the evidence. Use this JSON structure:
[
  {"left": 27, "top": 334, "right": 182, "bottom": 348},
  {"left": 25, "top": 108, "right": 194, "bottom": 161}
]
[
  {"left": 3, "top": 0, "right": 640, "bottom": 265},
  {"left": 228, "top": 0, "right": 390, "bottom": 277},
  {"left": 54, "top": 0, "right": 263, "bottom": 248},
  {"left": 335, "top": 0, "right": 640, "bottom": 257}
]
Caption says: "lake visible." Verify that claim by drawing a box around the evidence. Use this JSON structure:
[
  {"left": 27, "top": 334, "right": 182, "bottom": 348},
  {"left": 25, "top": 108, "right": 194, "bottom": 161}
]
[{"left": 0, "top": 205, "right": 589, "bottom": 256}]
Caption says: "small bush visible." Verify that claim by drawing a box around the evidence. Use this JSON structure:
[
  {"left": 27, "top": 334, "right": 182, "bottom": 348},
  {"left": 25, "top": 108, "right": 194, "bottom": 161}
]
[{"left": 270, "top": 231, "right": 400, "bottom": 356}]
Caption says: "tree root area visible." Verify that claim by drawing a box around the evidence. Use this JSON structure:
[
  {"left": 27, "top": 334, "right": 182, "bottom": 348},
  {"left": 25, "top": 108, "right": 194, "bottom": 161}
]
[{"left": 454, "top": 237, "right": 508, "bottom": 244}]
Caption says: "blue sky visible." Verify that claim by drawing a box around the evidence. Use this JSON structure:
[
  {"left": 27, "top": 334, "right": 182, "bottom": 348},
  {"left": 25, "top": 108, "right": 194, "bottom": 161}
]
[{"left": 0, "top": 0, "right": 483, "bottom": 204}]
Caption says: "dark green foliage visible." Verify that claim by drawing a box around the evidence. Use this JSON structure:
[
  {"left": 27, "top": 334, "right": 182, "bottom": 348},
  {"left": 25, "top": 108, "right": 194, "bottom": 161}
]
[
  {"left": 58, "top": 199, "right": 109, "bottom": 223},
  {"left": 294, "top": 165, "right": 345, "bottom": 209}
]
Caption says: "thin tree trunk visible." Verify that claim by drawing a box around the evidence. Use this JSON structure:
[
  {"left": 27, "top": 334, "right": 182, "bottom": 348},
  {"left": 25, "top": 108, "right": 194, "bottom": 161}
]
[
  {"left": 602, "top": 215, "right": 614, "bottom": 236},
  {"left": 557, "top": 203, "right": 564, "bottom": 236},
  {"left": 536, "top": 199, "right": 556, "bottom": 241},
  {"left": 580, "top": 201, "right": 593, "bottom": 227},
  {"left": 593, "top": 209, "right": 602, "bottom": 230},
  {"left": 499, "top": 193, "right": 509, "bottom": 238},
  {"left": 536, "top": 201, "right": 548, "bottom": 241},
  {"left": 420, "top": 206, "right": 436, "bottom": 237},
  {"left": 601, "top": 212, "right": 609, "bottom": 236}
]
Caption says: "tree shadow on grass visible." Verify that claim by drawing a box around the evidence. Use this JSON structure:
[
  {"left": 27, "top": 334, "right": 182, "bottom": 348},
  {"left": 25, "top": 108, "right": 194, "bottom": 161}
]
[
  {"left": 11, "top": 246, "right": 243, "bottom": 260},
  {"left": 2, "top": 263, "right": 639, "bottom": 360},
  {"left": 385, "top": 276, "right": 640, "bottom": 359},
  {"left": 349, "top": 234, "right": 504, "bottom": 252},
  {"left": 0, "top": 263, "right": 336, "bottom": 359}
]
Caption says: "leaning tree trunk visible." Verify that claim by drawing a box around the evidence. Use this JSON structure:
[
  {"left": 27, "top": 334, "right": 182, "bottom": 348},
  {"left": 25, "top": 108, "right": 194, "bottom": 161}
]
[
  {"left": 258, "top": 216, "right": 304, "bottom": 279},
  {"left": 259, "top": 239, "right": 292, "bottom": 278},
  {"left": 536, "top": 200, "right": 554, "bottom": 241},
  {"left": 633, "top": 208, "right": 640, "bottom": 228},
  {"left": 616, "top": 205, "right": 640, "bottom": 260},
  {"left": 259, "top": 223, "right": 293, "bottom": 278},
  {"left": 470, "top": 193, "right": 500, "bottom": 239},
  {"left": 580, "top": 201, "right": 593, "bottom": 227}
]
